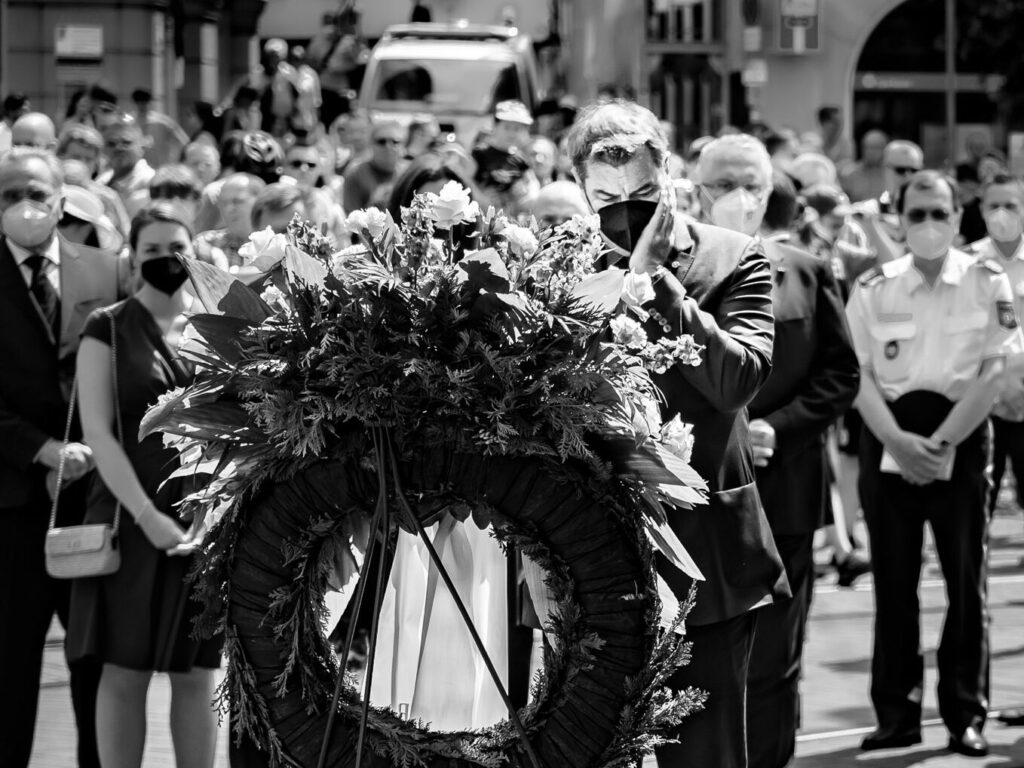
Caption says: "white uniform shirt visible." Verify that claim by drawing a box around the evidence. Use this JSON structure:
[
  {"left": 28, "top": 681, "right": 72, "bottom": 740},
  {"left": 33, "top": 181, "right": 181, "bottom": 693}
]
[
  {"left": 965, "top": 236, "right": 1024, "bottom": 418},
  {"left": 846, "top": 249, "right": 1024, "bottom": 402}
]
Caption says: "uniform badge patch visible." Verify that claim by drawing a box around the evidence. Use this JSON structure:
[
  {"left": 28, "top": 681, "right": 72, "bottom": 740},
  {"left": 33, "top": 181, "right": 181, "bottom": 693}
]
[
  {"left": 884, "top": 340, "right": 899, "bottom": 359},
  {"left": 997, "top": 300, "right": 1018, "bottom": 329}
]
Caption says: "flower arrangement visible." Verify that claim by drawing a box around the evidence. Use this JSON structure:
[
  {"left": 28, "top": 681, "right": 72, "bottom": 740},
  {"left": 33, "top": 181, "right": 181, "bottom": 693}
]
[{"left": 144, "top": 181, "right": 710, "bottom": 767}]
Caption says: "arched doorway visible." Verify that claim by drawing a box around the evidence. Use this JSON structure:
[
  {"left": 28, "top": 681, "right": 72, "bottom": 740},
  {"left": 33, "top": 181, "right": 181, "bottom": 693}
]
[{"left": 853, "top": 0, "right": 1022, "bottom": 167}]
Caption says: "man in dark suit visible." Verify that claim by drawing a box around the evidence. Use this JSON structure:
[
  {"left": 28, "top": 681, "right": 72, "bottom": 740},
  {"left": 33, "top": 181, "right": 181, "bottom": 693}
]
[
  {"left": 566, "top": 102, "right": 787, "bottom": 768},
  {"left": 0, "top": 149, "right": 127, "bottom": 768},
  {"left": 744, "top": 173, "right": 861, "bottom": 768}
]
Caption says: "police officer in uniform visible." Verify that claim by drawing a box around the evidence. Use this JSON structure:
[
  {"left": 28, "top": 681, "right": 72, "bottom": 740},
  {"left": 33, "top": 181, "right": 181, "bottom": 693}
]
[
  {"left": 745, "top": 172, "right": 861, "bottom": 768},
  {"left": 963, "top": 173, "right": 1024, "bottom": 515},
  {"left": 846, "top": 170, "right": 1024, "bottom": 758}
]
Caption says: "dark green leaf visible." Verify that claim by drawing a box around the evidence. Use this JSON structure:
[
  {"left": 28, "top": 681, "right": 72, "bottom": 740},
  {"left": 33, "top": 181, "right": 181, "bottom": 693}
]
[{"left": 181, "top": 256, "right": 274, "bottom": 322}]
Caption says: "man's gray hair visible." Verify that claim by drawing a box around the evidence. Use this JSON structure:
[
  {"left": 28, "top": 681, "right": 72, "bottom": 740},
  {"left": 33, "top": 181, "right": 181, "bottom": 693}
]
[
  {"left": 0, "top": 147, "right": 65, "bottom": 187},
  {"left": 696, "top": 133, "right": 773, "bottom": 187},
  {"left": 565, "top": 99, "right": 670, "bottom": 179}
]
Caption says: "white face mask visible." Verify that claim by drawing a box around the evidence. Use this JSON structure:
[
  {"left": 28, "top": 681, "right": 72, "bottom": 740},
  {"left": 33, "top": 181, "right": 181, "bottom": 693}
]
[
  {"left": 707, "top": 187, "right": 766, "bottom": 235},
  {"left": 985, "top": 208, "right": 1023, "bottom": 243},
  {"left": 905, "top": 221, "right": 954, "bottom": 261},
  {"left": 1, "top": 199, "right": 61, "bottom": 249}
]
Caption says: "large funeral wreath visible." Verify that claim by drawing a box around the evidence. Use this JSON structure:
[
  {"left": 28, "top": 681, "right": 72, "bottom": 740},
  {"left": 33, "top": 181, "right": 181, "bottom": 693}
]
[{"left": 145, "top": 184, "right": 710, "bottom": 767}]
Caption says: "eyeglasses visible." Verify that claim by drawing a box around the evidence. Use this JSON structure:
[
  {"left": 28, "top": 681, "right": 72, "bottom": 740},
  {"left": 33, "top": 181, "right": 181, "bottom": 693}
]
[
  {"left": 374, "top": 137, "right": 402, "bottom": 147},
  {"left": 905, "top": 207, "right": 953, "bottom": 223},
  {"left": 701, "top": 180, "right": 767, "bottom": 198},
  {"left": 289, "top": 159, "right": 316, "bottom": 170},
  {"left": 887, "top": 165, "right": 920, "bottom": 176}
]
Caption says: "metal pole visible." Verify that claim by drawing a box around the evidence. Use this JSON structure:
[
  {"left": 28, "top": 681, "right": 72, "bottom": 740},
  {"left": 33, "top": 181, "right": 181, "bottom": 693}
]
[{"left": 945, "top": 0, "right": 957, "bottom": 169}]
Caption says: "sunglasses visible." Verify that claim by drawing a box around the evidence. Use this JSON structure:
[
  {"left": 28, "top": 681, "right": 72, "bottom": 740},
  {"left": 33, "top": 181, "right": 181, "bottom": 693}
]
[
  {"left": 887, "top": 165, "right": 919, "bottom": 176},
  {"left": 289, "top": 159, "right": 316, "bottom": 169},
  {"left": 905, "top": 207, "right": 953, "bottom": 224}
]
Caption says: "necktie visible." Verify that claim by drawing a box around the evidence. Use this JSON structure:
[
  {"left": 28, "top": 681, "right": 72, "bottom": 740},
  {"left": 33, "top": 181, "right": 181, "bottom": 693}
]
[{"left": 25, "top": 254, "right": 60, "bottom": 339}]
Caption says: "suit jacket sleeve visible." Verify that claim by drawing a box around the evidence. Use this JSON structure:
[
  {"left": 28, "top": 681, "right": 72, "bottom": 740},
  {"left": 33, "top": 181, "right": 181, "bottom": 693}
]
[
  {"left": 644, "top": 239, "right": 775, "bottom": 412},
  {"left": 0, "top": 390, "right": 51, "bottom": 470},
  {"left": 763, "top": 259, "right": 861, "bottom": 451}
]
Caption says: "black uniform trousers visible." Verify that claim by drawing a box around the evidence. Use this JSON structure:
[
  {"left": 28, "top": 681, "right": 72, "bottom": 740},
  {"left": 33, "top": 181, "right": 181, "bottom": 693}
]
[
  {"left": 746, "top": 532, "right": 815, "bottom": 768},
  {"left": 0, "top": 480, "right": 101, "bottom": 768},
  {"left": 655, "top": 611, "right": 759, "bottom": 768},
  {"left": 988, "top": 415, "right": 1024, "bottom": 513},
  {"left": 858, "top": 392, "right": 990, "bottom": 737}
]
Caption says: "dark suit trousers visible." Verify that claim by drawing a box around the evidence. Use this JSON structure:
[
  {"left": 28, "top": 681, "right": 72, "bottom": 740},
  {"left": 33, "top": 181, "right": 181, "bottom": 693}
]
[
  {"left": 656, "top": 611, "right": 759, "bottom": 768},
  {"left": 746, "top": 532, "right": 815, "bottom": 768},
  {"left": 988, "top": 415, "right": 1024, "bottom": 513},
  {"left": 859, "top": 419, "right": 990, "bottom": 736},
  {"left": 0, "top": 485, "right": 101, "bottom": 768}
]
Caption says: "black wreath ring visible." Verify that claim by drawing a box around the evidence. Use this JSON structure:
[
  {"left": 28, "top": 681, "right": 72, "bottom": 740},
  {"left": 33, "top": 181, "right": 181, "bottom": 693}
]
[{"left": 223, "top": 445, "right": 668, "bottom": 768}]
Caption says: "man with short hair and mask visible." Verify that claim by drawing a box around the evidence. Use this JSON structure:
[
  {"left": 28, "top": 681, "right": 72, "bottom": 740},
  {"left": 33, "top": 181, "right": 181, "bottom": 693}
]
[
  {"left": 846, "top": 169, "right": 1023, "bottom": 758},
  {"left": 564, "top": 101, "right": 786, "bottom": 768},
  {"left": 965, "top": 174, "right": 1024, "bottom": 730},
  {"left": 734, "top": 165, "right": 861, "bottom": 768},
  {"left": 965, "top": 174, "right": 1024, "bottom": 520},
  {"left": 0, "top": 149, "right": 127, "bottom": 768}
]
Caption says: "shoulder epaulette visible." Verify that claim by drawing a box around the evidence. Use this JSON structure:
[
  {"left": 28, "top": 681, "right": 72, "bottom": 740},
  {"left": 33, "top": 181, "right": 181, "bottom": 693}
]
[
  {"left": 977, "top": 258, "right": 1004, "bottom": 274},
  {"left": 858, "top": 267, "right": 885, "bottom": 287}
]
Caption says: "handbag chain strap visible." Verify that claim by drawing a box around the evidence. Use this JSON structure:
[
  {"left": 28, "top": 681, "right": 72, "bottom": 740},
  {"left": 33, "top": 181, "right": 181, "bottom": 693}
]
[{"left": 48, "top": 309, "right": 124, "bottom": 534}]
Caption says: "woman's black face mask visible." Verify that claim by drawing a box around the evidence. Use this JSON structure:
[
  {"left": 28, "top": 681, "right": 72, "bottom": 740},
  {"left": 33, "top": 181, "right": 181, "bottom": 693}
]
[
  {"left": 597, "top": 199, "right": 659, "bottom": 253},
  {"left": 140, "top": 257, "right": 189, "bottom": 295}
]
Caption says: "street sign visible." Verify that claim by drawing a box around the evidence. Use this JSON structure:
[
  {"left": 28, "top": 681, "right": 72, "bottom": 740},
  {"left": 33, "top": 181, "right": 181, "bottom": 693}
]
[
  {"left": 54, "top": 25, "right": 104, "bottom": 61},
  {"left": 778, "top": 0, "right": 819, "bottom": 53}
]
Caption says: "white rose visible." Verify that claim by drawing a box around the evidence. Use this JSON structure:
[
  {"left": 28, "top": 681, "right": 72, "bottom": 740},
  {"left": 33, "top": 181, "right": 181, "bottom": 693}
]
[
  {"left": 622, "top": 270, "right": 655, "bottom": 308},
  {"left": 259, "top": 284, "right": 287, "bottom": 309},
  {"left": 238, "top": 227, "right": 289, "bottom": 272},
  {"left": 661, "top": 415, "right": 695, "bottom": 465},
  {"left": 610, "top": 313, "right": 648, "bottom": 350},
  {"left": 427, "top": 181, "right": 480, "bottom": 229},
  {"left": 346, "top": 207, "right": 388, "bottom": 239},
  {"left": 503, "top": 224, "right": 539, "bottom": 256}
]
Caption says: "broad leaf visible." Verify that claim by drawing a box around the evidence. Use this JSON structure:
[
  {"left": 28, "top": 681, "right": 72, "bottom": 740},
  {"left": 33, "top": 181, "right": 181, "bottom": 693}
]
[
  {"left": 642, "top": 492, "right": 704, "bottom": 582},
  {"left": 181, "top": 256, "right": 274, "bottom": 322},
  {"left": 570, "top": 268, "right": 625, "bottom": 314},
  {"left": 188, "top": 314, "right": 254, "bottom": 364}
]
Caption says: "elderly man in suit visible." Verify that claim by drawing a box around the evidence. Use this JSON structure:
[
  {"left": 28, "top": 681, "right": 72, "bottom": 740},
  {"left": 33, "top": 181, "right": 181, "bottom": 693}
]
[
  {"left": 566, "top": 101, "right": 787, "bottom": 768},
  {"left": 742, "top": 171, "right": 861, "bottom": 768},
  {"left": 0, "top": 149, "right": 127, "bottom": 768}
]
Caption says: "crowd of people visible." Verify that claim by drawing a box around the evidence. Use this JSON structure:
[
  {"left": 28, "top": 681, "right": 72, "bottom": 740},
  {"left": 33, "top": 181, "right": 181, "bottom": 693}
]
[{"left": 0, "top": 28, "right": 1023, "bottom": 768}]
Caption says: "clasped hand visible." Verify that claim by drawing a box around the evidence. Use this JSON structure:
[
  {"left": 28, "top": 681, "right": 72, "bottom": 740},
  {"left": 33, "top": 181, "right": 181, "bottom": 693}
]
[
  {"left": 38, "top": 439, "right": 94, "bottom": 482},
  {"left": 886, "top": 431, "right": 951, "bottom": 486},
  {"left": 749, "top": 419, "right": 776, "bottom": 467}
]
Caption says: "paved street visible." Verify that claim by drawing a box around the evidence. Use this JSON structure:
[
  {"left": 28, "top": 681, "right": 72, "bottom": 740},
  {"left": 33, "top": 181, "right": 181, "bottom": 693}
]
[{"left": 29, "top": 505, "right": 1024, "bottom": 768}]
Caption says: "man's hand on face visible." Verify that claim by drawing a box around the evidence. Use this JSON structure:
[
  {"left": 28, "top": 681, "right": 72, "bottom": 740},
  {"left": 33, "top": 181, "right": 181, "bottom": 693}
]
[{"left": 629, "top": 183, "right": 676, "bottom": 275}]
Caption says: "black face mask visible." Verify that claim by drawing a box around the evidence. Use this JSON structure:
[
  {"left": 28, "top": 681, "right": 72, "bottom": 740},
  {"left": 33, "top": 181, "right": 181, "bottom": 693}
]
[
  {"left": 140, "top": 257, "right": 188, "bottom": 295},
  {"left": 597, "top": 199, "right": 659, "bottom": 253}
]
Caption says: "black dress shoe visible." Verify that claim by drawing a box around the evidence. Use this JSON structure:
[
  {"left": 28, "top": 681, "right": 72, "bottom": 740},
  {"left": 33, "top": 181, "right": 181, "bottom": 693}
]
[
  {"left": 835, "top": 549, "right": 871, "bottom": 587},
  {"left": 996, "top": 707, "right": 1024, "bottom": 725},
  {"left": 861, "top": 725, "right": 922, "bottom": 750},
  {"left": 948, "top": 726, "right": 989, "bottom": 757}
]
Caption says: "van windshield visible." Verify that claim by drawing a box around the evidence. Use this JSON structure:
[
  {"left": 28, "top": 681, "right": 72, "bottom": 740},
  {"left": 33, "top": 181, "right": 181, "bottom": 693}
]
[{"left": 368, "top": 58, "right": 522, "bottom": 114}]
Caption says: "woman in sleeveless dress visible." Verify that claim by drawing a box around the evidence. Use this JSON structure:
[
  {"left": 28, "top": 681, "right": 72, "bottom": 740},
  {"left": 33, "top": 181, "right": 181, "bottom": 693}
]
[{"left": 67, "top": 203, "right": 219, "bottom": 768}]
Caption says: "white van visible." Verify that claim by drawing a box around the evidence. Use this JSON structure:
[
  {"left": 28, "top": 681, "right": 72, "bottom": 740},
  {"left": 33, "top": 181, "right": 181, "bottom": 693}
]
[{"left": 358, "top": 22, "right": 541, "bottom": 146}]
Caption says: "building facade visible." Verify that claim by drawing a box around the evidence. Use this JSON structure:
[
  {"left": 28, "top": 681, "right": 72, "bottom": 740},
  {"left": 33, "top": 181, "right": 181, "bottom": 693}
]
[{"left": 0, "top": 0, "right": 263, "bottom": 121}]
